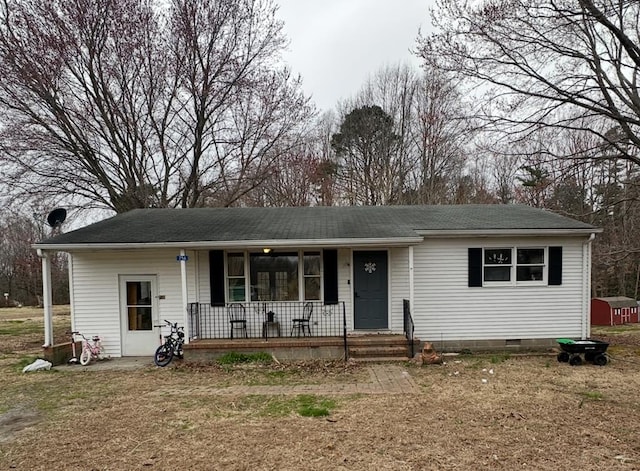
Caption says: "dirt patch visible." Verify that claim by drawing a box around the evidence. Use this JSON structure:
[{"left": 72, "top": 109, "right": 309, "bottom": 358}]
[
  {"left": 590, "top": 325, "right": 640, "bottom": 361},
  {"left": 0, "top": 407, "right": 41, "bottom": 444},
  {"left": 176, "top": 358, "right": 368, "bottom": 385}
]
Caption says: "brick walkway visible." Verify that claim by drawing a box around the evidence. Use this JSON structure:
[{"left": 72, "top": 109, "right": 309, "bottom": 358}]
[{"left": 153, "top": 364, "right": 418, "bottom": 396}]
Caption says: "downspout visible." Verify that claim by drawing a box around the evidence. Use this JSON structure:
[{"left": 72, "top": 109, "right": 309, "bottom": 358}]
[
  {"left": 37, "top": 249, "right": 54, "bottom": 347},
  {"left": 180, "top": 249, "right": 190, "bottom": 343},
  {"left": 582, "top": 233, "right": 596, "bottom": 339}
]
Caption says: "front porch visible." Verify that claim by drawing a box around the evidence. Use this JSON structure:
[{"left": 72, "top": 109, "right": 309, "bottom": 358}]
[
  {"left": 187, "top": 301, "right": 347, "bottom": 341},
  {"left": 184, "top": 300, "right": 418, "bottom": 361},
  {"left": 185, "top": 334, "right": 417, "bottom": 362}
]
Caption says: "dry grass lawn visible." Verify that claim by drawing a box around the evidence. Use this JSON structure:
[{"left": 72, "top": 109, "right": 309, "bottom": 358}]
[{"left": 1, "top": 306, "right": 640, "bottom": 470}]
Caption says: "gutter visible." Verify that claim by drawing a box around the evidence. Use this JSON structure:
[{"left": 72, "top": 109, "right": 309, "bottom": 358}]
[{"left": 416, "top": 228, "right": 603, "bottom": 238}]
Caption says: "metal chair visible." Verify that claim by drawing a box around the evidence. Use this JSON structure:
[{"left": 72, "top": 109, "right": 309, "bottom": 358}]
[
  {"left": 228, "top": 303, "right": 247, "bottom": 339},
  {"left": 291, "top": 302, "right": 313, "bottom": 337}
]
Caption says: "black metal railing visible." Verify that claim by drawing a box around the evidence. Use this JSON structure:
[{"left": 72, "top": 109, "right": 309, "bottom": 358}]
[
  {"left": 403, "top": 299, "right": 415, "bottom": 358},
  {"left": 342, "top": 301, "right": 348, "bottom": 360},
  {"left": 188, "top": 301, "right": 346, "bottom": 342}
]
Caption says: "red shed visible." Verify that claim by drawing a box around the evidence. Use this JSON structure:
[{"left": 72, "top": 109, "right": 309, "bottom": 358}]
[{"left": 591, "top": 297, "right": 639, "bottom": 326}]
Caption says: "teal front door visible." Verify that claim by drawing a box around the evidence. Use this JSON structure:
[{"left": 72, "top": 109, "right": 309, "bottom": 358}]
[{"left": 353, "top": 250, "right": 388, "bottom": 330}]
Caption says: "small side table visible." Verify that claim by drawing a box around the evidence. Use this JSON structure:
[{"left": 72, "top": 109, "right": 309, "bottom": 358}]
[{"left": 262, "top": 321, "right": 281, "bottom": 340}]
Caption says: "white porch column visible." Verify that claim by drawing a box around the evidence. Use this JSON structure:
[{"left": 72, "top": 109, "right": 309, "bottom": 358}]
[
  {"left": 37, "top": 249, "right": 54, "bottom": 347},
  {"left": 409, "top": 246, "right": 415, "bottom": 311},
  {"left": 179, "top": 249, "right": 190, "bottom": 343}
]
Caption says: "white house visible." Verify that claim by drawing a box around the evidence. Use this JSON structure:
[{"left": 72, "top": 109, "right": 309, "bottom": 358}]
[{"left": 34, "top": 205, "right": 600, "bottom": 358}]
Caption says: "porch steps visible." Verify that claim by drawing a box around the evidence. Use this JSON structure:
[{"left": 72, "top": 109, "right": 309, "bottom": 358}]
[
  {"left": 347, "top": 335, "right": 416, "bottom": 362},
  {"left": 348, "top": 347, "right": 410, "bottom": 362}
]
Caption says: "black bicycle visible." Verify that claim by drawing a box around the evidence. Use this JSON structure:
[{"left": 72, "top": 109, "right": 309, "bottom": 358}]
[{"left": 154, "top": 320, "right": 185, "bottom": 367}]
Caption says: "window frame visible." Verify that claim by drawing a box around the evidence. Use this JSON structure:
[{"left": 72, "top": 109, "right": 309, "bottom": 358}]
[
  {"left": 302, "top": 251, "right": 322, "bottom": 301},
  {"left": 515, "top": 247, "right": 546, "bottom": 283},
  {"left": 483, "top": 247, "right": 513, "bottom": 285},
  {"left": 224, "top": 250, "right": 324, "bottom": 303},
  {"left": 250, "top": 251, "right": 299, "bottom": 301},
  {"left": 225, "top": 252, "right": 247, "bottom": 302},
  {"left": 482, "top": 246, "right": 547, "bottom": 286}
]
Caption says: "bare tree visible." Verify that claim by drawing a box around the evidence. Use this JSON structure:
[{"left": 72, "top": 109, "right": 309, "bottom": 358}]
[
  {"left": 0, "top": 209, "right": 68, "bottom": 305},
  {"left": 408, "top": 68, "right": 472, "bottom": 204},
  {"left": 240, "top": 143, "right": 321, "bottom": 207},
  {"left": 0, "top": 0, "right": 313, "bottom": 213},
  {"left": 337, "top": 63, "right": 473, "bottom": 205},
  {"left": 331, "top": 105, "right": 402, "bottom": 205},
  {"left": 310, "top": 111, "right": 340, "bottom": 206},
  {"left": 418, "top": 0, "right": 640, "bottom": 165}
]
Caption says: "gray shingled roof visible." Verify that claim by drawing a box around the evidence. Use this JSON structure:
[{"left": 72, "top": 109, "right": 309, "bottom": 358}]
[
  {"left": 35, "top": 205, "right": 597, "bottom": 247},
  {"left": 593, "top": 297, "right": 638, "bottom": 308}
]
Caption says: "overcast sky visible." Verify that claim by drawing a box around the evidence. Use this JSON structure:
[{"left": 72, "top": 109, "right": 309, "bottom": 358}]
[{"left": 276, "top": 0, "right": 435, "bottom": 111}]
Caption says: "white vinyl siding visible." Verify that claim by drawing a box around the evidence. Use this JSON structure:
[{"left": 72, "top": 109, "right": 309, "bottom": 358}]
[
  {"left": 197, "top": 251, "right": 211, "bottom": 305},
  {"left": 70, "top": 249, "right": 197, "bottom": 357},
  {"left": 337, "top": 249, "right": 352, "bottom": 330},
  {"left": 412, "top": 237, "right": 585, "bottom": 341},
  {"left": 390, "top": 247, "right": 409, "bottom": 332}
]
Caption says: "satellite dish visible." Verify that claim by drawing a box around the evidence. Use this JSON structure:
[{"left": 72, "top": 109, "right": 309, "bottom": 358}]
[{"left": 46, "top": 208, "right": 67, "bottom": 228}]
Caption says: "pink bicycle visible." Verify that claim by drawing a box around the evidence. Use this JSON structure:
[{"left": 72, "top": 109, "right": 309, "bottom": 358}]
[{"left": 73, "top": 332, "right": 106, "bottom": 365}]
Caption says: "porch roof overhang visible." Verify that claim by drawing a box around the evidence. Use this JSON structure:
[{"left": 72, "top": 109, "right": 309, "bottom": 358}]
[{"left": 33, "top": 236, "right": 425, "bottom": 252}]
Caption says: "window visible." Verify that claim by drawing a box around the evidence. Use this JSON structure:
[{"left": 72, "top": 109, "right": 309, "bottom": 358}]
[
  {"left": 221, "top": 251, "right": 328, "bottom": 302},
  {"left": 483, "top": 247, "right": 546, "bottom": 284},
  {"left": 304, "top": 252, "right": 321, "bottom": 300},
  {"left": 516, "top": 248, "right": 544, "bottom": 281},
  {"left": 250, "top": 253, "right": 299, "bottom": 301},
  {"left": 469, "top": 246, "right": 561, "bottom": 287},
  {"left": 227, "top": 253, "right": 246, "bottom": 301},
  {"left": 484, "top": 248, "right": 512, "bottom": 282},
  {"left": 126, "top": 281, "right": 153, "bottom": 330}
]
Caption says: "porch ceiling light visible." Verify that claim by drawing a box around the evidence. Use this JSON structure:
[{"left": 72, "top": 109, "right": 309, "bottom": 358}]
[{"left": 263, "top": 248, "right": 272, "bottom": 254}]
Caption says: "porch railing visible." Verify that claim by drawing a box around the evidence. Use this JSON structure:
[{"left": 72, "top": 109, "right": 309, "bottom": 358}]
[
  {"left": 188, "top": 301, "right": 347, "bottom": 342},
  {"left": 403, "top": 299, "right": 415, "bottom": 358}
]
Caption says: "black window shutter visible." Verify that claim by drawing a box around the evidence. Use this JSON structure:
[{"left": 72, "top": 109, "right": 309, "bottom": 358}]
[
  {"left": 468, "top": 248, "right": 483, "bottom": 287},
  {"left": 323, "top": 249, "right": 338, "bottom": 305},
  {"left": 548, "top": 246, "right": 562, "bottom": 285},
  {"left": 209, "top": 250, "right": 225, "bottom": 306}
]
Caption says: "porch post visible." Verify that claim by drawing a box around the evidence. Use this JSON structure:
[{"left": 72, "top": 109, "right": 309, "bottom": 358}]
[
  {"left": 409, "top": 246, "right": 415, "bottom": 311},
  {"left": 180, "top": 249, "right": 190, "bottom": 343},
  {"left": 37, "top": 249, "right": 54, "bottom": 347}
]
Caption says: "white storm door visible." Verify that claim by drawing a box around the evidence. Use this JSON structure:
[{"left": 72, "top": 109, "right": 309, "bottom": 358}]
[{"left": 120, "top": 276, "right": 159, "bottom": 356}]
